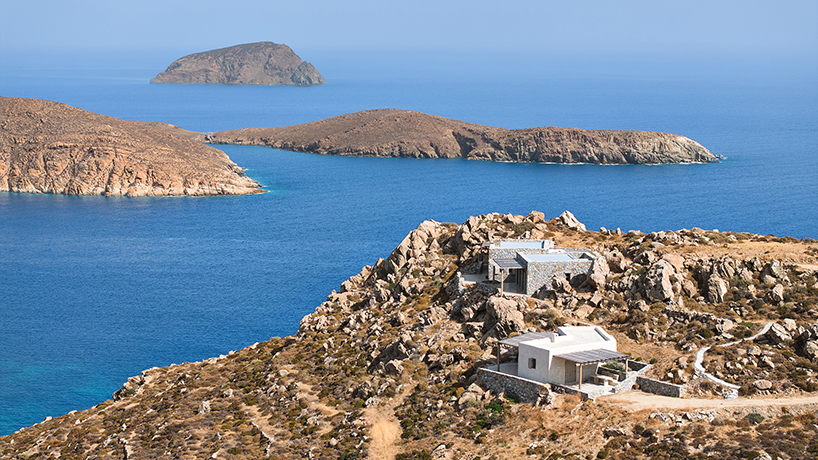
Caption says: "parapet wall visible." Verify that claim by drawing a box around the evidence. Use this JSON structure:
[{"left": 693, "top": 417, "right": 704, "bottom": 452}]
[
  {"left": 637, "top": 376, "right": 687, "bottom": 398},
  {"left": 476, "top": 367, "right": 551, "bottom": 403}
]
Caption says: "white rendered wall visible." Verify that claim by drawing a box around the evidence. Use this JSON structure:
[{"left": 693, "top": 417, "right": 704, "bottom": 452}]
[{"left": 516, "top": 327, "right": 617, "bottom": 385}]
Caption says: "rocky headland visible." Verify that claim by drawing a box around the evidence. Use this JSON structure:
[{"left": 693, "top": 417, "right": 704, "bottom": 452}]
[
  {"left": 151, "top": 42, "right": 325, "bottom": 86},
  {"left": 209, "top": 109, "right": 721, "bottom": 164},
  {"left": 0, "top": 97, "right": 262, "bottom": 196},
  {"left": 3, "top": 211, "right": 817, "bottom": 459}
]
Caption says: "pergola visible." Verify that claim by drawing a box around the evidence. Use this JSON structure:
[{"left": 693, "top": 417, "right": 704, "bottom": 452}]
[
  {"left": 554, "top": 348, "right": 630, "bottom": 389},
  {"left": 496, "top": 332, "right": 553, "bottom": 370},
  {"left": 490, "top": 258, "right": 525, "bottom": 294}
]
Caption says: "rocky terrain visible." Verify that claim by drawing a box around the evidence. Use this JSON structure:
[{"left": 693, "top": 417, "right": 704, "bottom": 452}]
[
  {"left": 2, "top": 212, "right": 818, "bottom": 459},
  {"left": 0, "top": 97, "right": 262, "bottom": 196},
  {"left": 209, "top": 109, "right": 721, "bottom": 164},
  {"left": 151, "top": 42, "right": 325, "bottom": 86}
]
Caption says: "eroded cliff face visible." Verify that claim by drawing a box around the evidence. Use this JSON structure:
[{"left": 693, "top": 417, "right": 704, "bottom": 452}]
[
  {"left": 0, "top": 97, "right": 262, "bottom": 196},
  {"left": 151, "top": 42, "right": 325, "bottom": 86},
  {"left": 210, "top": 109, "right": 721, "bottom": 164}
]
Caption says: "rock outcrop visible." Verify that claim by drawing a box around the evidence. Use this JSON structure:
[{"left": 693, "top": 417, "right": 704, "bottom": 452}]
[
  {"left": 209, "top": 108, "right": 721, "bottom": 165},
  {"left": 2, "top": 213, "right": 817, "bottom": 459},
  {"left": 0, "top": 97, "right": 262, "bottom": 196},
  {"left": 151, "top": 42, "right": 325, "bottom": 86}
]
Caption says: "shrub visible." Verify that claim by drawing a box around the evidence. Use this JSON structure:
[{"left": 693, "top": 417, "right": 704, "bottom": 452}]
[
  {"left": 746, "top": 413, "right": 765, "bottom": 425},
  {"left": 396, "top": 451, "right": 433, "bottom": 460},
  {"left": 697, "top": 327, "right": 714, "bottom": 340}
]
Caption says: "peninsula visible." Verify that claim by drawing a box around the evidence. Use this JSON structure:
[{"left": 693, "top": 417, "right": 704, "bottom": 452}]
[
  {"left": 151, "top": 42, "right": 325, "bottom": 86},
  {"left": 3, "top": 212, "right": 816, "bottom": 459},
  {"left": 209, "top": 109, "right": 721, "bottom": 164},
  {"left": 0, "top": 97, "right": 262, "bottom": 196}
]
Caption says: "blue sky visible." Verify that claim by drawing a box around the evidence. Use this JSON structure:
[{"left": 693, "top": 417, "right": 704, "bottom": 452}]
[{"left": 1, "top": 0, "right": 816, "bottom": 58}]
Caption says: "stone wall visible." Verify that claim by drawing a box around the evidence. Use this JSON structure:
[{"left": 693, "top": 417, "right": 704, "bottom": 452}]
[
  {"left": 637, "top": 376, "right": 687, "bottom": 398},
  {"left": 476, "top": 367, "right": 551, "bottom": 403},
  {"left": 526, "top": 259, "right": 594, "bottom": 294}
]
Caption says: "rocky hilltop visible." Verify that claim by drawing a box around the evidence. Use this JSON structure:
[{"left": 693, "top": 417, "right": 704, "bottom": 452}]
[
  {"left": 209, "top": 109, "right": 721, "bottom": 164},
  {"left": 0, "top": 97, "right": 262, "bottom": 196},
  {"left": 3, "top": 212, "right": 817, "bottom": 459},
  {"left": 151, "top": 42, "right": 325, "bottom": 86}
]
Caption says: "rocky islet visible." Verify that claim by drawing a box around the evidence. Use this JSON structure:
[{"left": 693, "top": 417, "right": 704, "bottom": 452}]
[
  {"left": 151, "top": 42, "right": 325, "bottom": 86},
  {"left": 210, "top": 108, "right": 721, "bottom": 165}
]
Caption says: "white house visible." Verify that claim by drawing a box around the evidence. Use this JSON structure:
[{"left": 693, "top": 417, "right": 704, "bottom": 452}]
[{"left": 497, "top": 326, "right": 628, "bottom": 388}]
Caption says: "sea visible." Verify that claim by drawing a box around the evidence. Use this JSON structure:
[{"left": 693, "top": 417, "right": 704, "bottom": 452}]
[{"left": 1, "top": 48, "right": 816, "bottom": 435}]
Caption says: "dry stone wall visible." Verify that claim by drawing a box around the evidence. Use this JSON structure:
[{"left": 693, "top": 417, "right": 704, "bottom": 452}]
[
  {"left": 637, "top": 376, "right": 687, "bottom": 398},
  {"left": 476, "top": 367, "right": 551, "bottom": 404}
]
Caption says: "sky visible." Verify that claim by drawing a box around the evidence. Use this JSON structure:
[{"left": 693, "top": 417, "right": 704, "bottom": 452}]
[{"left": 1, "top": 0, "right": 816, "bottom": 60}]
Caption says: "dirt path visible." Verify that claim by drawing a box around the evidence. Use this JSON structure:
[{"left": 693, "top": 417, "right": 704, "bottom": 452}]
[
  {"left": 364, "top": 390, "right": 410, "bottom": 460},
  {"left": 601, "top": 390, "right": 818, "bottom": 411}
]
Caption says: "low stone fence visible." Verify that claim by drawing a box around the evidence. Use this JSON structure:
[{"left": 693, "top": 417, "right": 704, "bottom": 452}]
[
  {"left": 637, "top": 376, "right": 687, "bottom": 398},
  {"left": 476, "top": 367, "right": 551, "bottom": 403},
  {"left": 550, "top": 383, "right": 592, "bottom": 401}
]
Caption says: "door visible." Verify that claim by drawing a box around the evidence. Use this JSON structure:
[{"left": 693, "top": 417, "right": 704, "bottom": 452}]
[{"left": 564, "top": 360, "right": 576, "bottom": 383}]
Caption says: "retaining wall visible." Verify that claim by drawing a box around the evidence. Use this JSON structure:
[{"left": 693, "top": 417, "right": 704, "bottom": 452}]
[
  {"left": 476, "top": 367, "right": 551, "bottom": 403},
  {"left": 637, "top": 376, "right": 687, "bottom": 398}
]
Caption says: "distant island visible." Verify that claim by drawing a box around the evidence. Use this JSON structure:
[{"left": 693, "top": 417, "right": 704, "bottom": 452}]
[
  {"left": 209, "top": 109, "right": 721, "bottom": 164},
  {"left": 151, "top": 42, "right": 325, "bottom": 86},
  {"left": 0, "top": 99, "right": 721, "bottom": 197},
  {"left": 0, "top": 97, "right": 262, "bottom": 196}
]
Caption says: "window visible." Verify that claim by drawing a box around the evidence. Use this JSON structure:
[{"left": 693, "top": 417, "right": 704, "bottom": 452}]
[{"left": 528, "top": 357, "right": 536, "bottom": 369}]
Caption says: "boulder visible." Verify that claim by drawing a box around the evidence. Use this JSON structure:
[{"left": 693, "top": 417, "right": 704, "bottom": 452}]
[
  {"left": 765, "top": 322, "right": 792, "bottom": 344},
  {"left": 605, "top": 250, "right": 628, "bottom": 273},
  {"left": 198, "top": 400, "right": 211, "bottom": 414},
  {"left": 768, "top": 284, "right": 785, "bottom": 303},
  {"left": 526, "top": 211, "right": 545, "bottom": 223},
  {"left": 643, "top": 260, "right": 676, "bottom": 302},
  {"left": 753, "top": 379, "right": 772, "bottom": 391},
  {"left": 715, "top": 318, "right": 734, "bottom": 335},
  {"left": 761, "top": 259, "right": 786, "bottom": 279},
  {"left": 586, "top": 257, "right": 610, "bottom": 290},
  {"left": 485, "top": 296, "right": 525, "bottom": 338},
  {"left": 384, "top": 359, "right": 405, "bottom": 376},
  {"left": 551, "top": 276, "right": 574, "bottom": 294},
  {"left": 706, "top": 274, "right": 729, "bottom": 304},
  {"left": 661, "top": 254, "right": 685, "bottom": 272},
  {"left": 603, "top": 427, "right": 630, "bottom": 438},
  {"left": 557, "top": 210, "right": 586, "bottom": 232}
]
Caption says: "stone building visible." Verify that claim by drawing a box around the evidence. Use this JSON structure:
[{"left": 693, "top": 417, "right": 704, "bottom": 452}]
[{"left": 486, "top": 239, "right": 598, "bottom": 294}]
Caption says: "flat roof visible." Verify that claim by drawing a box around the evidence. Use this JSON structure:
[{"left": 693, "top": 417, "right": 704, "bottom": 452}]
[
  {"left": 492, "top": 240, "right": 552, "bottom": 249},
  {"left": 492, "top": 258, "right": 526, "bottom": 269},
  {"left": 500, "top": 331, "right": 555, "bottom": 347},
  {"left": 554, "top": 348, "right": 629, "bottom": 365},
  {"left": 522, "top": 326, "right": 615, "bottom": 349},
  {"left": 523, "top": 253, "right": 575, "bottom": 263}
]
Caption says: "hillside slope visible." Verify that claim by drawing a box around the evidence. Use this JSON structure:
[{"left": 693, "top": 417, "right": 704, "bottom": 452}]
[{"left": 2, "top": 212, "right": 817, "bottom": 459}]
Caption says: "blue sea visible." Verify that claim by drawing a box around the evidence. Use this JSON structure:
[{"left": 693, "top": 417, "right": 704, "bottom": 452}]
[{"left": 1, "top": 49, "right": 817, "bottom": 435}]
